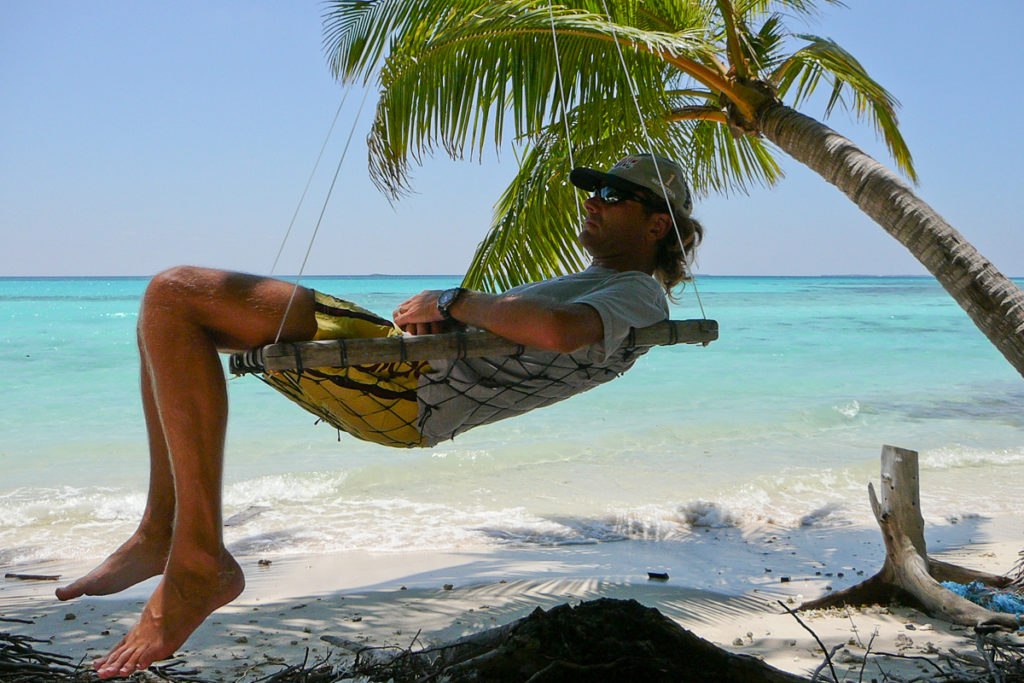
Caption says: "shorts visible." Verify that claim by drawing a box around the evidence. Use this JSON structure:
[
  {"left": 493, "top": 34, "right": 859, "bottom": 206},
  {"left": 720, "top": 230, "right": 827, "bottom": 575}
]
[{"left": 258, "top": 291, "right": 428, "bottom": 448}]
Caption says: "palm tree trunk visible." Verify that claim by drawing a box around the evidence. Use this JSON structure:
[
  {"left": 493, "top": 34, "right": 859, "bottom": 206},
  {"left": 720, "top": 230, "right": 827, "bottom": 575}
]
[{"left": 759, "top": 101, "right": 1024, "bottom": 379}]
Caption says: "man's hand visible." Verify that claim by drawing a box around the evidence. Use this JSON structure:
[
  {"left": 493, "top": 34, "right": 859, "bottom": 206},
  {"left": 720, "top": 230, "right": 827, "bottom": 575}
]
[{"left": 393, "top": 290, "right": 449, "bottom": 335}]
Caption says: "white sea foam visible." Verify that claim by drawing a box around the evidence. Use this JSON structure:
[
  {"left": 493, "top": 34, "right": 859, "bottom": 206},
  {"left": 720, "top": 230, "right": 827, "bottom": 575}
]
[
  {"left": 920, "top": 446, "right": 1024, "bottom": 470},
  {"left": 0, "top": 487, "right": 144, "bottom": 564},
  {"left": 676, "top": 500, "right": 739, "bottom": 528},
  {"left": 2, "top": 451, "right": 1023, "bottom": 564},
  {"left": 834, "top": 400, "right": 861, "bottom": 418},
  {"left": 224, "top": 471, "right": 348, "bottom": 506}
]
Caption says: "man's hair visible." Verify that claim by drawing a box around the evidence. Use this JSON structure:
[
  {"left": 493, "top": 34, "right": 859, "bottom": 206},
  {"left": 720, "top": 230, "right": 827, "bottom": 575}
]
[{"left": 640, "top": 197, "right": 704, "bottom": 298}]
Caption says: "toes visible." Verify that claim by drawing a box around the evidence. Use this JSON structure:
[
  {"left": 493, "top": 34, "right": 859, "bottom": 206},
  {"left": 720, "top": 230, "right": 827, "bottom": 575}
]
[
  {"left": 92, "top": 635, "right": 127, "bottom": 674},
  {"left": 96, "top": 642, "right": 140, "bottom": 679},
  {"left": 123, "top": 645, "right": 155, "bottom": 677},
  {"left": 55, "top": 582, "right": 83, "bottom": 601},
  {"left": 93, "top": 631, "right": 163, "bottom": 679}
]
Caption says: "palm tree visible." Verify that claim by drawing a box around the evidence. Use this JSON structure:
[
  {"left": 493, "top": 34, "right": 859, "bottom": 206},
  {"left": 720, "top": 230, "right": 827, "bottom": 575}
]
[{"left": 322, "top": 0, "right": 1024, "bottom": 379}]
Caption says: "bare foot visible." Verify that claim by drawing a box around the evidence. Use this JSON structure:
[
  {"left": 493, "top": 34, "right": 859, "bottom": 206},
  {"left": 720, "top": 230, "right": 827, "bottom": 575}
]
[
  {"left": 92, "top": 550, "right": 244, "bottom": 679},
  {"left": 56, "top": 531, "right": 170, "bottom": 601}
]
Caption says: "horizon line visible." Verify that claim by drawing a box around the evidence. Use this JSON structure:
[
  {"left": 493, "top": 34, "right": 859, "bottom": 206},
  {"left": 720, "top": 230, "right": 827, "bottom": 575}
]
[{"left": 5, "top": 273, "right": 1021, "bottom": 280}]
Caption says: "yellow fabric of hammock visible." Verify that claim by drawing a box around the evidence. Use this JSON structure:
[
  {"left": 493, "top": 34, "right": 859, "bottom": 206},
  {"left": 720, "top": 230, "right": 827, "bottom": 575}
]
[{"left": 260, "top": 292, "right": 428, "bottom": 447}]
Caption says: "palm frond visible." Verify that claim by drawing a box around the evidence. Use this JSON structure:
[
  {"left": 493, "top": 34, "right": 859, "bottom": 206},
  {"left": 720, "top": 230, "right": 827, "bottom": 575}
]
[
  {"left": 322, "top": 0, "right": 464, "bottom": 83},
  {"left": 683, "top": 117, "right": 784, "bottom": 196},
  {"left": 461, "top": 83, "right": 776, "bottom": 291},
  {"left": 632, "top": 0, "right": 712, "bottom": 34},
  {"left": 320, "top": 0, "right": 918, "bottom": 289},
  {"left": 741, "top": 14, "right": 788, "bottom": 75},
  {"left": 734, "top": 0, "right": 845, "bottom": 20},
  {"left": 460, "top": 102, "right": 641, "bottom": 290},
  {"left": 348, "top": 1, "right": 712, "bottom": 195},
  {"left": 770, "top": 34, "right": 917, "bottom": 181}
]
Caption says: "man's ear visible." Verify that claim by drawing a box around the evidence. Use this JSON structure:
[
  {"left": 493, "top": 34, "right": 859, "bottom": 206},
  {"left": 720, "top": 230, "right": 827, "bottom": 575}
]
[{"left": 648, "top": 213, "right": 672, "bottom": 242}]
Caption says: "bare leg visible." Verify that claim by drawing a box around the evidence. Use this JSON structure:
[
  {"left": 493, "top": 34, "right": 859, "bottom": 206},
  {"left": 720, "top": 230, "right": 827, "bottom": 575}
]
[
  {"left": 78, "top": 267, "right": 317, "bottom": 679},
  {"left": 56, "top": 360, "right": 175, "bottom": 600}
]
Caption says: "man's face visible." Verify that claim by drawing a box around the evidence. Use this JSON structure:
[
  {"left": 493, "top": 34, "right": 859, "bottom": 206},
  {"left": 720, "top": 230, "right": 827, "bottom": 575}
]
[{"left": 578, "top": 189, "right": 665, "bottom": 258}]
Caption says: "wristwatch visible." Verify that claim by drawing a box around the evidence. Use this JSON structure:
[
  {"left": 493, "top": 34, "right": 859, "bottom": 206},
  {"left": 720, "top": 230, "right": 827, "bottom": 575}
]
[{"left": 437, "top": 287, "right": 466, "bottom": 320}]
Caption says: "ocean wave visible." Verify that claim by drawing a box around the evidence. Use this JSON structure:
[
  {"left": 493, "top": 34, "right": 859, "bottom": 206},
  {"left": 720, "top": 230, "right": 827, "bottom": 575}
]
[
  {"left": 675, "top": 500, "right": 739, "bottom": 528},
  {"left": 834, "top": 400, "right": 861, "bottom": 419},
  {"left": 5, "top": 453, "right": 1024, "bottom": 564},
  {"left": 224, "top": 471, "right": 348, "bottom": 505},
  {"left": 0, "top": 486, "right": 143, "bottom": 528},
  {"left": 0, "top": 486, "right": 145, "bottom": 564},
  {"left": 660, "top": 469, "right": 870, "bottom": 530},
  {"left": 921, "top": 447, "right": 1024, "bottom": 470}
]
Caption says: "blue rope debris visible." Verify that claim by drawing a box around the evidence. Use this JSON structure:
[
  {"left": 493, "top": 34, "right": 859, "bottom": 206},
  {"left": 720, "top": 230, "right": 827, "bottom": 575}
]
[{"left": 942, "top": 581, "right": 1024, "bottom": 621}]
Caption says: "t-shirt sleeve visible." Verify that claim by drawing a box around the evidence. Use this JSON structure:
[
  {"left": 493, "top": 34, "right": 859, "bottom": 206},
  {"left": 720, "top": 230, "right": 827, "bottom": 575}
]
[{"left": 572, "top": 273, "right": 669, "bottom": 363}]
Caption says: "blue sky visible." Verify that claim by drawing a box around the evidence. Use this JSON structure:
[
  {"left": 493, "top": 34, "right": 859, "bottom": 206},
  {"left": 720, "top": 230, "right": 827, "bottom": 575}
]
[{"left": 2, "top": 1, "right": 1022, "bottom": 277}]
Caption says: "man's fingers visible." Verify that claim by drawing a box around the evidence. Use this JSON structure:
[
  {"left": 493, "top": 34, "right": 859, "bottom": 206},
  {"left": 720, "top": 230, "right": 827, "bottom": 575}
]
[
  {"left": 400, "top": 321, "right": 446, "bottom": 336},
  {"left": 392, "top": 290, "right": 445, "bottom": 328}
]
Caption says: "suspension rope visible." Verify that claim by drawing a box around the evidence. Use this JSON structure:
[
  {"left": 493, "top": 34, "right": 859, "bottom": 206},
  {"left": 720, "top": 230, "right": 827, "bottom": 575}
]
[
  {"left": 270, "top": 85, "right": 354, "bottom": 275},
  {"left": 273, "top": 83, "right": 374, "bottom": 343},
  {"left": 547, "top": 0, "right": 582, "bottom": 222},
  {"left": 597, "top": 0, "right": 707, "bottom": 320}
]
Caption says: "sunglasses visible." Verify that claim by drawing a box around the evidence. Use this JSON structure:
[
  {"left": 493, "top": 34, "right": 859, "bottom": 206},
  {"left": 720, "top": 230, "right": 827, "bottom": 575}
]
[{"left": 590, "top": 185, "right": 664, "bottom": 211}]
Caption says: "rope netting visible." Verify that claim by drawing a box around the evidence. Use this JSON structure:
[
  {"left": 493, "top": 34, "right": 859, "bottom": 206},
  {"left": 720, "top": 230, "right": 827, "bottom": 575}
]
[{"left": 230, "top": 318, "right": 717, "bottom": 448}]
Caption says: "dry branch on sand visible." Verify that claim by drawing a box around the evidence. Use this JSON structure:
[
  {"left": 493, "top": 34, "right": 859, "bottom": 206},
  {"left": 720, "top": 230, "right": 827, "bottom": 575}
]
[
  {"left": 0, "top": 631, "right": 206, "bottom": 682},
  {"left": 4, "top": 597, "right": 1024, "bottom": 682},
  {"left": 4, "top": 600, "right": 807, "bottom": 682}
]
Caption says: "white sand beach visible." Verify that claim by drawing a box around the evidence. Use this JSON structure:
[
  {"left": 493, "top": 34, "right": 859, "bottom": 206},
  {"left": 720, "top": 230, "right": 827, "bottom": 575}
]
[{"left": 3, "top": 508, "right": 1022, "bottom": 681}]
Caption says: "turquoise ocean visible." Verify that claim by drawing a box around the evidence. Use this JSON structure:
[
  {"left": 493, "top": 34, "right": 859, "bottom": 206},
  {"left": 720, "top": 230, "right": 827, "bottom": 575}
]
[{"left": 2, "top": 275, "right": 1023, "bottom": 565}]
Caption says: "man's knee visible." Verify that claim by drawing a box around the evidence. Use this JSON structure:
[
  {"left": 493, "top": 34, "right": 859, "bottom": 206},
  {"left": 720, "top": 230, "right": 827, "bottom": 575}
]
[
  {"left": 141, "top": 266, "right": 243, "bottom": 328},
  {"left": 144, "top": 266, "right": 205, "bottom": 311},
  {"left": 140, "top": 267, "right": 316, "bottom": 347}
]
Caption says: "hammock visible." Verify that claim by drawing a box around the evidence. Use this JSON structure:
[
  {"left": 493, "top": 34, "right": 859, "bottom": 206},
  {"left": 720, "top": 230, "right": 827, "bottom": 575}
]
[
  {"left": 229, "top": 318, "right": 717, "bottom": 449},
  {"left": 229, "top": 319, "right": 717, "bottom": 374}
]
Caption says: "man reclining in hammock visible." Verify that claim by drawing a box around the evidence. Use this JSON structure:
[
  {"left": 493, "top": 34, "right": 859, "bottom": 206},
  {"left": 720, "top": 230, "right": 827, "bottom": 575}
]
[{"left": 56, "top": 153, "right": 703, "bottom": 678}]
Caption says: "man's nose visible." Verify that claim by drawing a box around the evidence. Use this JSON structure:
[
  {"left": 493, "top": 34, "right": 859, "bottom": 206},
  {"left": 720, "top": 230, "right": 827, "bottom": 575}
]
[{"left": 583, "top": 195, "right": 602, "bottom": 212}]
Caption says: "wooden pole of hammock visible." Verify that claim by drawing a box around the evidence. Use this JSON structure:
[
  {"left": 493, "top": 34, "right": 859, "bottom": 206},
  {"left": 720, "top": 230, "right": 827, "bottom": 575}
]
[
  {"left": 798, "top": 445, "right": 1019, "bottom": 631},
  {"left": 231, "top": 318, "right": 718, "bottom": 374}
]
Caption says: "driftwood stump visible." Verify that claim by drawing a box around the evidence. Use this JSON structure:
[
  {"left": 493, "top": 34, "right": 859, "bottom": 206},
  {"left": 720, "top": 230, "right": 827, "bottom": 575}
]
[{"left": 799, "top": 445, "right": 1019, "bottom": 631}]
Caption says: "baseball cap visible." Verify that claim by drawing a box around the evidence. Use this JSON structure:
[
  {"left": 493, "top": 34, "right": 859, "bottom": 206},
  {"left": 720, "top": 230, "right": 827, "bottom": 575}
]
[{"left": 569, "top": 153, "right": 693, "bottom": 218}]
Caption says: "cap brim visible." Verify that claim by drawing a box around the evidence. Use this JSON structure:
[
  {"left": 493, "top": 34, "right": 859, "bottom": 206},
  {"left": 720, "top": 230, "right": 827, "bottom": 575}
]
[
  {"left": 569, "top": 167, "right": 651, "bottom": 195},
  {"left": 568, "top": 167, "right": 606, "bottom": 191}
]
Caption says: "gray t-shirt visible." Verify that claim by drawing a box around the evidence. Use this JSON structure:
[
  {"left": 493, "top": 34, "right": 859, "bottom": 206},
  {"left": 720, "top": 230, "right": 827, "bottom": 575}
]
[{"left": 416, "top": 266, "right": 669, "bottom": 446}]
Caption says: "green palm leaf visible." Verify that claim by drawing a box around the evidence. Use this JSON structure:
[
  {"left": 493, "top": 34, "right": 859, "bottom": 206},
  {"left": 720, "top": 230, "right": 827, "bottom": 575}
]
[
  {"left": 321, "top": 0, "right": 917, "bottom": 289},
  {"left": 771, "top": 35, "right": 916, "bottom": 182},
  {"left": 326, "top": 1, "right": 714, "bottom": 196}
]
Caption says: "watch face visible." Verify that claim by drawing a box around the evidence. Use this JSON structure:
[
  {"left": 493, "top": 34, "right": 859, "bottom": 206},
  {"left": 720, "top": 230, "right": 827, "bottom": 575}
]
[{"left": 438, "top": 288, "right": 459, "bottom": 318}]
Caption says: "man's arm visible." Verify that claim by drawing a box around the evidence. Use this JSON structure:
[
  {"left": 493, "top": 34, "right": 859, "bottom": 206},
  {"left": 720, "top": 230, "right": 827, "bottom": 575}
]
[{"left": 392, "top": 289, "right": 603, "bottom": 353}]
